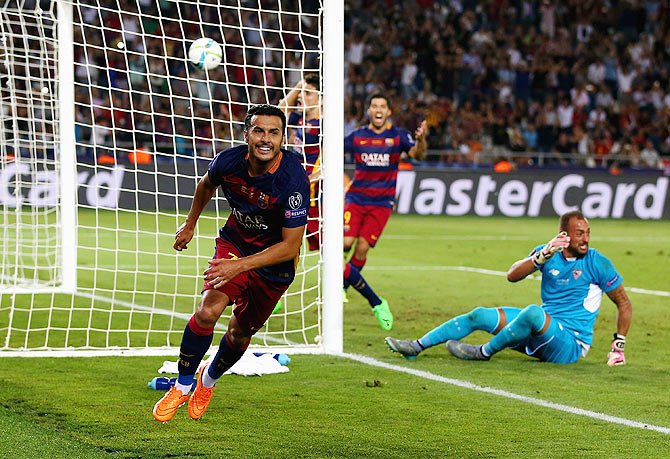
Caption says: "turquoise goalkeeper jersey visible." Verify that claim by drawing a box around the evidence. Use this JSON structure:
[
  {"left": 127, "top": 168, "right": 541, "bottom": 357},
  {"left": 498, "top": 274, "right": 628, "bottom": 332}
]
[{"left": 532, "top": 246, "right": 622, "bottom": 346}]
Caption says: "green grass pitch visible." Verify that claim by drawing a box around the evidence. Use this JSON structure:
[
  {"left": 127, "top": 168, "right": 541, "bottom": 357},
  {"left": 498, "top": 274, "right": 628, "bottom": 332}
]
[{"left": 1, "top": 213, "right": 669, "bottom": 457}]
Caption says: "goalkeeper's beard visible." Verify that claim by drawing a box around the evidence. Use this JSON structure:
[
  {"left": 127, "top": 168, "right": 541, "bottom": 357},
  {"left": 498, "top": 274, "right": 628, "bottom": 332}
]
[{"left": 565, "top": 243, "right": 588, "bottom": 259}]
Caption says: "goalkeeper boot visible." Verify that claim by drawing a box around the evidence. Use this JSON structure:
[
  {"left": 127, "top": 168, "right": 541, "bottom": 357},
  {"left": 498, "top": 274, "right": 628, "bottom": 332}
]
[
  {"left": 385, "top": 337, "right": 420, "bottom": 359},
  {"left": 153, "top": 386, "right": 190, "bottom": 423},
  {"left": 446, "top": 340, "right": 490, "bottom": 361},
  {"left": 372, "top": 298, "right": 393, "bottom": 331},
  {"left": 188, "top": 366, "right": 215, "bottom": 420}
]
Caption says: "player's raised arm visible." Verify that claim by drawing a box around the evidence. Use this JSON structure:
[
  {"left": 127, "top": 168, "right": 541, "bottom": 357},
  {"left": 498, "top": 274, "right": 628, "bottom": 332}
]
[
  {"left": 507, "top": 232, "right": 571, "bottom": 282},
  {"left": 174, "top": 172, "right": 218, "bottom": 251},
  {"left": 506, "top": 257, "right": 537, "bottom": 282},
  {"left": 408, "top": 120, "right": 427, "bottom": 161},
  {"left": 277, "top": 79, "right": 304, "bottom": 118},
  {"left": 605, "top": 284, "right": 632, "bottom": 366}
]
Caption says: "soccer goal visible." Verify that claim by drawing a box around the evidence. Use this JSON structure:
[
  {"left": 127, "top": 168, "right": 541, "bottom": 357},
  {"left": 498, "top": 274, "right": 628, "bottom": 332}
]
[{"left": 0, "top": 0, "right": 343, "bottom": 356}]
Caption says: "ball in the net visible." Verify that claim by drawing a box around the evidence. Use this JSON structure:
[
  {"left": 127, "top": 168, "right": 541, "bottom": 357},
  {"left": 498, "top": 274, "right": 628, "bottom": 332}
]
[{"left": 188, "top": 38, "right": 222, "bottom": 71}]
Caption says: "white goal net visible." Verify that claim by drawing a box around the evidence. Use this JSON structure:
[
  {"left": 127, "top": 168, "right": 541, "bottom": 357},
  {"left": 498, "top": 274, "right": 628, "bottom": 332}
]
[{"left": 0, "top": 0, "right": 343, "bottom": 356}]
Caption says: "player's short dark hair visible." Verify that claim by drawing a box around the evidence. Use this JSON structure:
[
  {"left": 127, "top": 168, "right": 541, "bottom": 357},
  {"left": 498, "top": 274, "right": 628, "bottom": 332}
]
[
  {"left": 244, "top": 104, "right": 286, "bottom": 132},
  {"left": 304, "top": 73, "right": 320, "bottom": 90},
  {"left": 559, "top": 211, "right": 586, "bottom": 231},
  {"left": 367, "top": 93, "right": 390, "bottom": 108}
]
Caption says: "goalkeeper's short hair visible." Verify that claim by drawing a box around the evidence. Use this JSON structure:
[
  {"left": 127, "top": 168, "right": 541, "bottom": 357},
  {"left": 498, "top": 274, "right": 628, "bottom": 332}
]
[{"left": 559, "top": 211, "right": 586, "bottom": 231}]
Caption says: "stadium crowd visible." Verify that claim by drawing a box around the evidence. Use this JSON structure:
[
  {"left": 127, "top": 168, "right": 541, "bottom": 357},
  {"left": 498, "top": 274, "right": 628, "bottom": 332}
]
[
  {"left": 4, "top": 0, "right": 668, "bottom": 171},
  {"left": 344, "top": 0, "right": 670, "bottom": 169},
  {"left": 70, "top": 0, "right": 319, "bottom": 161}
]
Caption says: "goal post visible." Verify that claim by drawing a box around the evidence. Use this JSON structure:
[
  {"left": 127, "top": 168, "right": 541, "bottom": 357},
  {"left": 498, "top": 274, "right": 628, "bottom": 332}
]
[
  {"left": 57, "top": 0, "right": 76, "bottom": 294},
  {"left": 0, "top": 0, "right": 343, "bottom": 357},
  {"left": 321, "top": 0, "right": 343, "bottom": 354}
]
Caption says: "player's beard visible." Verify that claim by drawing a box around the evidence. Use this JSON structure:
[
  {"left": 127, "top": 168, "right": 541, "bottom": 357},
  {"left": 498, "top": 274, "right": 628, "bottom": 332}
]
[{"left": 566, "top": 242, "right": 588, "bottom": 258}]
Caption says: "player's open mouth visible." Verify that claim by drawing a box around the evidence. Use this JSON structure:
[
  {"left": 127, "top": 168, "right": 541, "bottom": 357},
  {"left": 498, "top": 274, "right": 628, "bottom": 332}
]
[{"left": 257, "top": 144, "right": 273, "bottom": 152}]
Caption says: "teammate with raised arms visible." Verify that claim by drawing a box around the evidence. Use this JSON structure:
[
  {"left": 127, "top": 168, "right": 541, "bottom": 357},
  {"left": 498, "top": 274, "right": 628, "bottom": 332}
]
[
  {"left": 277, "top": 76, "right": 388, "bottom": 324},
  {"left": 343, "top": 93, "right": 427, "bottom": 329}
]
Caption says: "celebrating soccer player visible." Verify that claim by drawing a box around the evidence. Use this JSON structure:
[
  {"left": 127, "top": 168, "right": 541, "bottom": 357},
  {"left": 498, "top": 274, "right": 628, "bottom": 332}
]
[
  {"left": 153, "top": 104, "right": 310, "bottom": 422},
  {"left": 343, "top": 93, "right": 427, "bottom": 329},
  {"left": 386, "top": 211, "right": 632, "bottom": 365}
]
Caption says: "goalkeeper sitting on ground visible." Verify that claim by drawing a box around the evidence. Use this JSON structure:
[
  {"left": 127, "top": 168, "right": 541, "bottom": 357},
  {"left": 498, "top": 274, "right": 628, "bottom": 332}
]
[{"left": 385, "top": 211, "right": 632, "bottom": 366}]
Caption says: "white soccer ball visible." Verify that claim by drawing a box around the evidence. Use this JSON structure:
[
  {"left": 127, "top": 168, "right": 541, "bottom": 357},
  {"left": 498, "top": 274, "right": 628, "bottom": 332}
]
[{"left": 188, "top": 38, "right": 222, "bottom": 71}]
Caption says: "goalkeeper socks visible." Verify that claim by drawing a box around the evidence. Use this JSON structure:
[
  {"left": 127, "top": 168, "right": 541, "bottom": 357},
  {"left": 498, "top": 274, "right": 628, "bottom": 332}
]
[
  {"left": 418, "top": 307, "right": 500, "bottom": 348},
  {"left": 479, "top": 345, "right": 491, "bottom": 358},
  {"left": 177, "top": 315, "right": 214, "bottom": 390},
  {"left": 204, "top": 333, "right": 249, "bottom": 387},
  {"left": 410, "top": 340, "right": 425, "bottom": 353},
  {"left": 344, "top": 262, "right": 381, "bottom": 307},
  {"left": 484, "top": 305, "right": 546, "bottom": 355}
]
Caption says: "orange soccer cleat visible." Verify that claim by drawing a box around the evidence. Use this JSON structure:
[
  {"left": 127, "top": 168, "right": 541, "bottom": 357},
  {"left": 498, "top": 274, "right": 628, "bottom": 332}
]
[
  {"left": 188, "top": 366, "right": 215, "bottom": 420},
  {"left": 153, "top": 386, "right": 190, "bottom": 422}
]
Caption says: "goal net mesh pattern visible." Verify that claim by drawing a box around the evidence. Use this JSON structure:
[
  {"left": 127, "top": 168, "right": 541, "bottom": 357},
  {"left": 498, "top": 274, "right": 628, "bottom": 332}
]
[{"left": 0, "top": 0, "right": 326, "bottom": 354}]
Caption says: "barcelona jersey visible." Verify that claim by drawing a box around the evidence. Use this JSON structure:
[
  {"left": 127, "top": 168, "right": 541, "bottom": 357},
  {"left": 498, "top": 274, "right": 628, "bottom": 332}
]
[
  {"left": 288, "top": 111, "right": 321, "bottom": 176},
  {"left": 533, "top": 246, "right": 623, "bottom": 346},
  {"left": 344, "top": 123, "right": 415, "bottom": 208},
  {"left": 207, "top": 145, "right": 310, "bottom": 285}
]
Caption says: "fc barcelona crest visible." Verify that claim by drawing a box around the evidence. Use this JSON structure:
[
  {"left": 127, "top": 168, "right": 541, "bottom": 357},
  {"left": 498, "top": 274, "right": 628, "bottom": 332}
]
[
  {"left": 257, "top": 192, "right": 269, "bottom": 209},
  {"left": 573, "top": 269, "right": 582, "bottom": 280}
]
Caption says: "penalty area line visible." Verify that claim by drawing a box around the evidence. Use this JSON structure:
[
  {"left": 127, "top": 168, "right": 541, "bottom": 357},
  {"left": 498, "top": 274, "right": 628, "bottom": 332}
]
[
  {"left": 384, "top": 234, "right": 670, "bottom": 243},
  {"left": 365, "top": 265, "right": 670, "bottom": 297},
  {"left": 75, "top": 291, "right": 298, "bottom": 347},
  {"left": 340, "top": 352, "right": 670, "bottom": 435}
]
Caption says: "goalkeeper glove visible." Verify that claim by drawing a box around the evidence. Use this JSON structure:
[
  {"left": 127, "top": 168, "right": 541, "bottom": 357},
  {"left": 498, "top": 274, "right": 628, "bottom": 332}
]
[
  {"left": 607, "top": 333, "right": 626, "bottom": 366},
  {"left": 532, "top": 231, "right": 570, "bottom": 267}
]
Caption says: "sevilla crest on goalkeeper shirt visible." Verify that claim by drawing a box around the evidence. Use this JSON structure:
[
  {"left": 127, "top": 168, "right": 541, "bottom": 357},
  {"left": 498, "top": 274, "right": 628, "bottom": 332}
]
[
  {"left": 345, "top": 123, "right": 415, "bottom": 208},
  {"left": 206, "top": 144, "right": 309, "bottom": 284}
]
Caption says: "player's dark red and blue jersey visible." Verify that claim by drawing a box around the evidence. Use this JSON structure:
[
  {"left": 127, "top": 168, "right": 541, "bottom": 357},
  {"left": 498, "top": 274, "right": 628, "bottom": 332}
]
[
  {"left": 288, "top": 111, "right": 321, "bottom": 175},
  {"left": 344, "top": 123, "right": 415, "bottom": 208},
  {"left": 207, "top": 144, "right": 310, "bottom": 285}
]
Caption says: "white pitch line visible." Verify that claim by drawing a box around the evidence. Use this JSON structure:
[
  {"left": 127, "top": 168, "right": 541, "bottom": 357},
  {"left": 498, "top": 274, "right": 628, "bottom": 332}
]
[
  {"left": 384, "top": 235, "right": 670, "bottom": 242},
  {"left": 76, "top": 292, "right": 299, "bottom": 346},
  {"left": 77, "top": 291, "right": 194, "bottom": 322},
  {"left": 340, "top": 352, "right": 670, "bottom": 435},
  {"left": 25, "top": 293, "right": 670, "bottom": 434},
  {"left": 365, "top": 265, "right": 670, "bottom": 297},
  {"left": 628, "top": 287, "right": 670, "bottom": 297}
]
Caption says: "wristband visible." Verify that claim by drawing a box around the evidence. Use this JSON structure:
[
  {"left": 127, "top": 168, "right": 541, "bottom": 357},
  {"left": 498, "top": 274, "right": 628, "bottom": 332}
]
[{"left": 612, "top": 333, "right": 626, "bottom": 352}]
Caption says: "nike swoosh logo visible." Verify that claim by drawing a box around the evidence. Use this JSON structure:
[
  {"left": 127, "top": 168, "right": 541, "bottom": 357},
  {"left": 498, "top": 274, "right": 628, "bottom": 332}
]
[{"left": 154, "top": 401, "right": 186, "bottom": 416}]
